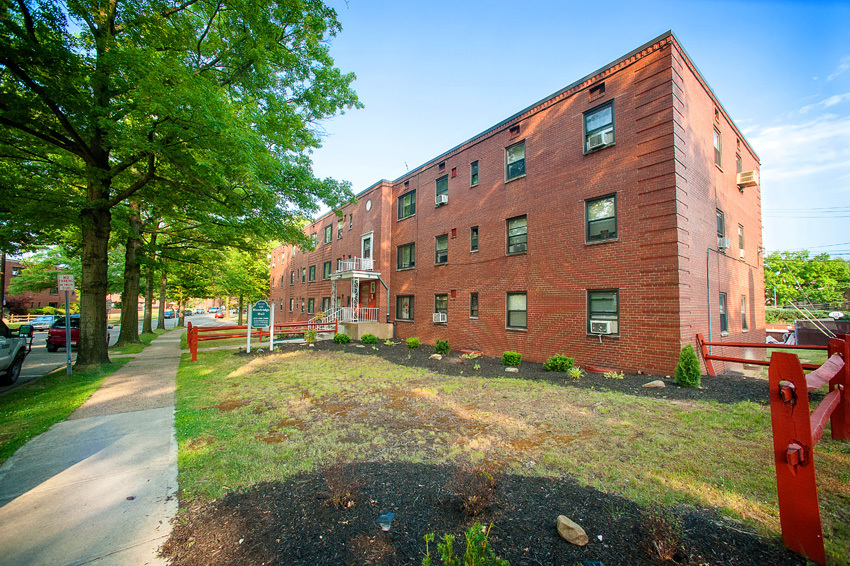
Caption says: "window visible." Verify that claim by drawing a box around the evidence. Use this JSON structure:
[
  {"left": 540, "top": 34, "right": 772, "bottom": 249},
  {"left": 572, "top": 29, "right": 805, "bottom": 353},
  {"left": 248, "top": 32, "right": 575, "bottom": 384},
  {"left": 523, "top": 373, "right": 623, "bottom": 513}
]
[
  {"left": 301, "top": 268, "right": 306, "bottom": 283},
  {"left": 736, "top": 153, "right": 742, "bottom": 174},
  {"left": 50, "top": 287, "right": 59, "bottom": 295},
  {"left": 336, "top": 258, "right": 342, "bottom": 272},
  {"left": 470, "top": 226, "right": 479, "bottom": 252},
  {"left": 324, "top": 225, "right": 332, "bottom": 244},
  {"left": 290, "top": 271, "right": 295, "bottom": 285},
  {"left": 337, "top": 220, "right": 343, "bottom": 239},
  {"left": 308, "top": 265, "right": 316, "bottom": 282},
  {"left": 271, "top": 277, "right": 275, "bottom": 289},
  {"left": 470, "top": 292, "right": 479, "bottom": 318},
  {"left": 397, "top": 295, "right": 414, "bottom": 321},
  {"left": 719, "top": 292, "right": 728, "bottom": 334},
  {"left": 11, "top": 267, "right": 21, "bottom": 276},
  {"left": 397, "top": 243, "right": 415, "bottom": 269},
  {"left": 435, "top": 175, "right": 448, "bottom": 206},
  {"left": 714, "top": 128, "right": 722, "bottom": 167},
  {"left": 716, "top": 209, "right": 725, "bottom": 238},
  {"left": 323, "top": 261, "right": 331, "bottom": 280},
  {"left": 507, "top": 215, "right": 527, "bottom": 254},
  {"left": 279, "top": 275, "right": 284, "bottom": 288},
  {"left": 311, "top": 232, "right": 318, "bottom": 248},
  {"left": 435, "top": 234, "right": 448, "bottom": 264},
  {"left": 507, "top": 292, "right": 527, "bottom": 329},
  {"left": 398, "top": 191, "right": 416, "bottom": 220},
  {"left": 587, "top": 289, "right": 619, "bottom": 335},
  {"left": 301, "top": 298, "right": 305, "bottom": 313},
  {"left": 307, "top": 298, "right": 315, "bottom": 314},
  {"left": 322, "top": 297, "right": 331, "bottom": 312},
  {"left": 586, "top": 194, "right": 617, "bottom": 242},
  {"left": 470, "top": 161, "right": 479, "bottom": 186},
  {"left": 741, "top": 295, "right": 748, "bottom": 332},
  {"left": 584, "top": 101, "right": 614, "bottom": 152},
  {"left": 738, "top": 225, "right": 744, "bottom": 251},
  {"left": 349, "top": 214, "right": 353, "bottom": 230},
  {"left": 505, "top": 140, "right": 526, "bottom": 181},
  {"left": 435, "top": 294, "right": 448, "bottom": 317}
]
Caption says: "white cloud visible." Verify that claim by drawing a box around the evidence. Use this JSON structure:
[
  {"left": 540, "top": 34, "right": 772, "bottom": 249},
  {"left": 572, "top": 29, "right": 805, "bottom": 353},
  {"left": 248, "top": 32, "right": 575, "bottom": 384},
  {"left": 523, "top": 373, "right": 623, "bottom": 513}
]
[
  {"left": 826, "top": 55, "right": 850, "bottom": 82},
  {"left": 799, "top": 92, "right": 850, "bottom": 113}
]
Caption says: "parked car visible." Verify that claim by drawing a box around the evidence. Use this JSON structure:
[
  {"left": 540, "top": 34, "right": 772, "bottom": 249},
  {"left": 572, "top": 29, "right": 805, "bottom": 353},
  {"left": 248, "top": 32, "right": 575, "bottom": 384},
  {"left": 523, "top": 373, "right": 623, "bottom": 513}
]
[
  {"left": 0, "top": 321, "right": 33, "bottom": 385},
  {"left": 46, "top": 315, "right": 80, "bottom": 352},
  {"left": 208, "top": 307, "right": 219, "bottom": 314},
  {"left": 215, "top": 311, "right": 225, "bottom": 318},
  {"left": 194, "top": 307, "right": 205, "bottom": 314},
  {"left": 31, "top": 314, "right": 63, "bottom": 331},
  {"left": 184, "top": 309, "right": 193, "bottom": 316},
  {"left": 163, "top": 310, "right": 175, "bottom": 319}
]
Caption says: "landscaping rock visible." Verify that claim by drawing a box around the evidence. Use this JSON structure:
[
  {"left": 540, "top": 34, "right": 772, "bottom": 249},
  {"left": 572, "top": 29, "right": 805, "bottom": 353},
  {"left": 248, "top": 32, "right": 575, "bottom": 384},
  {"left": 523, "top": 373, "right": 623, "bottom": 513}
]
[
  {"left": 556, "top": 515, "right": 588, "bottom": 546},
  {"left": 429, "top": 354, "right": 442, "bottom": 360},
  {"left": 505, "top": 367, "right": 519, "bottom": 373},
  {"left": 642, "top": 380, "right": 665, "bottom": 388},
  {"left": 355, "top": 345, "right": 365, "bottom": 348}
]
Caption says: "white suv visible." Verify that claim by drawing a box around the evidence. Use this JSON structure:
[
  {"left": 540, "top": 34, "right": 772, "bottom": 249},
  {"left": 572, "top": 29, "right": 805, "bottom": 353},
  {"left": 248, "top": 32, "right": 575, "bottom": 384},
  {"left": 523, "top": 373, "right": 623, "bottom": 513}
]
[{"left": 0, "top": 321, "right": 33, "bottom": 386}]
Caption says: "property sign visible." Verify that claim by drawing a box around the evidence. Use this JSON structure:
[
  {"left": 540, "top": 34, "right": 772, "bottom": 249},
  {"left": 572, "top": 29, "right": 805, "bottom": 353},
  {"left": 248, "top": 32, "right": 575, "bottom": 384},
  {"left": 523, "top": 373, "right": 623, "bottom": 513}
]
[
  {"left": 57, "top": 274, "right": 74, "bottom": 292},
  {"left": 251, "top": 300, "right": 271, "bottom": 328}
]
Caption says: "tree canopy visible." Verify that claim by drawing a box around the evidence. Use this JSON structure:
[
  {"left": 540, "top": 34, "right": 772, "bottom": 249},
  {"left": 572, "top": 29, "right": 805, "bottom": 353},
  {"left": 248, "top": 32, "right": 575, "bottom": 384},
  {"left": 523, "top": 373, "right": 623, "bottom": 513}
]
[
  {"left": 1, "top": 0, "right": 360, "bottom": 365},
  {"left": 764, "top": 250, "right": 850, "bottom": 306}
]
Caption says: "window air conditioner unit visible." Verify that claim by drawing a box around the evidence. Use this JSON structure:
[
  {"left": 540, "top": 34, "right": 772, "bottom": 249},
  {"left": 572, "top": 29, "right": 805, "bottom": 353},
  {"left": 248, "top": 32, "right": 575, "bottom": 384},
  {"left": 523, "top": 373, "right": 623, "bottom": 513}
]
[
  {"left": 717, "top": 237, "right": 731, "bottom": 250},
  {"left": 589, "top": 320, "right": 612, "bottom": 335},
  {"left": 587, "top": 129, "right": 613, "bottom": 151},
  {"left": 736, "top": 170, "right": 759, "bottom": 187},
  {"left": 435, "top": 194, "right": 448, "bottom": 206},
  {"left": 433, "top": 312, "right": 447, "bottom": 323},
  {"left": 739, "top": 248, "right": 746, "bottom": 259}
]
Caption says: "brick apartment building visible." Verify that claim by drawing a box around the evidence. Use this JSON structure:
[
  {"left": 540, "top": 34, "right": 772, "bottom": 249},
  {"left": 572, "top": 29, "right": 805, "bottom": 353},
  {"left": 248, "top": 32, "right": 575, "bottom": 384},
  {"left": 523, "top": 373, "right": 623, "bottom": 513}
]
[
  {"left": 269, "top": 31, "right": 765, "bottom": 374},
  {"left": 1, "top": 258, "right": 79, "bottom": 311}
]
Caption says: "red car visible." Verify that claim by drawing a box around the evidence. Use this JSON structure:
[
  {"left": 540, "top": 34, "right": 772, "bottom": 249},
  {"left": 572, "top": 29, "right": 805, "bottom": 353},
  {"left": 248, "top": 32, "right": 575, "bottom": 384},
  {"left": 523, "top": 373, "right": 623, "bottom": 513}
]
[
  {"left": 46, "top": 315, "right": 111, "bottom": 352},
  {"left": 215, "top": 311, "right": 225, "bottom": 318}
]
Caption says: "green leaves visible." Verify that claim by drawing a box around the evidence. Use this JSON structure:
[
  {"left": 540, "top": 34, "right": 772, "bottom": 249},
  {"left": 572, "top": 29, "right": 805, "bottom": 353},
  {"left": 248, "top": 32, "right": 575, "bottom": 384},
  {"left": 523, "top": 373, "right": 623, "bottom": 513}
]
[{"left": 764, "top": 251, "right": 850, "bottom": 306}]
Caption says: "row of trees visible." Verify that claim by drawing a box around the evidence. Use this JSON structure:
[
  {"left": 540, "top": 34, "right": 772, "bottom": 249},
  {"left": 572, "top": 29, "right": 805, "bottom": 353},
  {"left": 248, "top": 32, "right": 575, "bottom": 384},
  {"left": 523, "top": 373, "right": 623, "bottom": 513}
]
[
  {"left": 764, "top": 251, "right": 850, "bottom": 307},
  {"left": 1, "top": 0, "right": 360, "bottom": 366}
]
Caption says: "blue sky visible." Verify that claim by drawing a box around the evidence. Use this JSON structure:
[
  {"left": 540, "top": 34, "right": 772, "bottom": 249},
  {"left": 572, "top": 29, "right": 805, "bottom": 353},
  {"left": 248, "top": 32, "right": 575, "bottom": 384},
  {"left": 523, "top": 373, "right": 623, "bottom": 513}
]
[{"left": 310, "top": 0, "right": 850, "bottom": 258}]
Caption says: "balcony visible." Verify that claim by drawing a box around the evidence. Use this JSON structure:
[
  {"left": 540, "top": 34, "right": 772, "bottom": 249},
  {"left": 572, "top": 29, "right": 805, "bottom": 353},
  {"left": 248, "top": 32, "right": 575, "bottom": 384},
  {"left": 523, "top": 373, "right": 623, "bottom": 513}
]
[{"left": 336, "top": 257, "right": 374, "bottom": 273}]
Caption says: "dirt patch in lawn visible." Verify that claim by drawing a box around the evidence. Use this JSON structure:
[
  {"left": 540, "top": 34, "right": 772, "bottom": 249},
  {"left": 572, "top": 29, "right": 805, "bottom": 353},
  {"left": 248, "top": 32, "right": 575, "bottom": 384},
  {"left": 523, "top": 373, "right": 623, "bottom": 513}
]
[{"left": 160, "top": 461, "right": 805, "bottom": 566}]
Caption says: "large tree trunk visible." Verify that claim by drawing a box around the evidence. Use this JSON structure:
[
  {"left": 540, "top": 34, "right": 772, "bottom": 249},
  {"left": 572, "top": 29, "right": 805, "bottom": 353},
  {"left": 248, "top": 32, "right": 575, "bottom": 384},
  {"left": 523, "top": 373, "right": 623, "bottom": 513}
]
[
  {"left": 156, "top": 270, "right": 167, "bottom": 330},
  {"left": 77, "top": 204, "right": 111, "bottom": 367},
  {"left": 142, "top": 265, "right": 154, "bottom": 334},
  {"left": 0, "top": 250, "right": 6, "bottom": 322},
  {"left": 116, "top": 201, "right": 142, "bottom": 346},
  {"left": 178, "top": 299, "right": 185, "bottom": 327},
  {"left": 238, "top": 294, "right": 244, "bottom": 325}
]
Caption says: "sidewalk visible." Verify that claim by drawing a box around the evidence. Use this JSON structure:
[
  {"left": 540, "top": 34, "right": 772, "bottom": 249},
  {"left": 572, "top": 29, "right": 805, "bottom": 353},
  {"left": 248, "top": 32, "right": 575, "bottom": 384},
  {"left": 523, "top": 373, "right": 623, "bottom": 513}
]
[{"left": 0, "top": 330, "right": 183, "bottom": 566}]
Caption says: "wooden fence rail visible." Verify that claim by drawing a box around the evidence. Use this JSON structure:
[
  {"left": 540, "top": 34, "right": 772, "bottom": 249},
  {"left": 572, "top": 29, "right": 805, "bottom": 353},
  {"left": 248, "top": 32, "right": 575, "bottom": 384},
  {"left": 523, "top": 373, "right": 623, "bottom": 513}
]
[
  {"left": 695, "top": 333, "right": 827, "bottom": 376},
  {"left": 187, "top": 320, "right": 338, "bottom": 362}
]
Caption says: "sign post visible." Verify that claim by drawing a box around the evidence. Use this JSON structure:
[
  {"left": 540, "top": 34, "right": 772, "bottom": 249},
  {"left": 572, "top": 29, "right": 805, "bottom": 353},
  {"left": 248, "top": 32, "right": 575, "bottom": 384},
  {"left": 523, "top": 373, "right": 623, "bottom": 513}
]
[
  {"left": 57, "top": 274, "right": 74, "bottom": 375},
  {"left": 250, "top": 300, "right": 271, "bottom": 355},
  {"left": 246, "top": 303, "right": 252, "bottom": 353}
]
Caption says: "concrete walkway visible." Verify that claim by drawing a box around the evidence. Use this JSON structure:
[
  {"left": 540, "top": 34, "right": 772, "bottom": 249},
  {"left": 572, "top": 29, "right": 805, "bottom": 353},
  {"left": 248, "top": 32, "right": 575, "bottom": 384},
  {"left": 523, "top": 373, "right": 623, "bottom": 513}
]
[{"left": 0, "top": 330, "right": 184, "bottom": 566}]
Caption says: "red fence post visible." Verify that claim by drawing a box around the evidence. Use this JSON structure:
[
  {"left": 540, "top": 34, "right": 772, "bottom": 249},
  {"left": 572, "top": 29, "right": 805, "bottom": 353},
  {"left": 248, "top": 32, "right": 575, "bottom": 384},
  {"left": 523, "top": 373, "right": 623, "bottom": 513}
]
[
  {"left": 189, "top": 324, "right": 198, "bottom": 362},
  {"left": 828, "top": 335, "right": 848, "bottom": 440},
  {"left": 768, "top": 352, "right": 826, "bottom": 565},
  {"left": 695, "top": 334, "right": 716, "bottom": 376}
]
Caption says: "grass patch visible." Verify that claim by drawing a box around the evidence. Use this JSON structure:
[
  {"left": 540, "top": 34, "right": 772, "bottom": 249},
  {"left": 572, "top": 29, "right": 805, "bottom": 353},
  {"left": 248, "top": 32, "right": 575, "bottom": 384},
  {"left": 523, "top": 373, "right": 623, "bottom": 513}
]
[
  {"left": 764, "top": 346, "right": 829, "bottom": 367},
  {"left": 109, "top": 328, "right": 170, "bottom": 355},
  {"left": 0, "top": 359, "right": 132, "bottom": 464},
  {"left": 175, "top": 349, "right": 850, "bottom": 563}
]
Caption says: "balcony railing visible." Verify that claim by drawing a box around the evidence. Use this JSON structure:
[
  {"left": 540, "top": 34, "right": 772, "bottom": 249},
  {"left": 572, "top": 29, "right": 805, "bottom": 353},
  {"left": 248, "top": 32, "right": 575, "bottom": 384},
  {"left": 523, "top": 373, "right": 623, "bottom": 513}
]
[
  {"left": 336, "top": 257, "right": 374, "bottom": 273},
  {"left": 323, "top": 306, "right": 379, "bottom": 323}
]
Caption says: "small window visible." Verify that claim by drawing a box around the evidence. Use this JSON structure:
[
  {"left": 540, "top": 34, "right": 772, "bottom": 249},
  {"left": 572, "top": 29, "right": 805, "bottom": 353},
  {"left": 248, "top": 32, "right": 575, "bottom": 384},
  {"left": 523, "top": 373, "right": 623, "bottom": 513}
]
[
  {"left": 507, "top": 292, "right": 527, "bottom": 329},
  {"left": 741, "top": 295, "right": 748, "bottom": 332},
  {"left": 398, "top": 191, "right": 416, "bottom": 220},
  {"left": 349, "top": 214, "right": 353, "bottom": 230},
  {"left": 435, "top": 234, "right": 448, "bottom": 264},
  {"left": 301, "top": 298, "right": 305, "bottom": 313},
  {"left": 322, "top": 297, "right": 331, "bottom": 312},
  {"left": 324, "top": 225, "right": 332, "bottom": 244},
  {"left": 589, "top": 82, "right": 605, "bottom": 97},
  {"left": 470, "top": 226, "right": 479, "bottom": 252},
  {"left": 507, "top": 215, "right": 527, "bottom": 254},
  {"left": 738, "top": 225, "right": 744, "bottom": 251},
  {"left": 470, "top": 292, "right": 479, "bottom": 318},
  {"left": 50, "top": 287, "right": 59, "bottom": 295},
  {"left": 336, "top": 258, "right": 342, "bottom": 272},
  {"left": 439, "top": 161, "right": 446, "bottom": 172},
  {"left": 584, "top": 101, "right": 614, "bottom": 152},
  {"left": 337, "top": 220, "right": 343, "bottom": 239},
  {"left": 307, "top": 298, "right": 315, "bottom": 314},
  {"left": 736, "top": 153, "right": 742, "bottom": 174},
  {"left": 301, "top": 268, "right": 306, "bottom": 283},
  {"left": 586, "top": 194, "right": 617, "bottom": 242},
  {"left": 435, "top": 294, "right": 448, "bottom": 315},
  {"left": 719, "top": 292, "right": 728, "bottom": 334},
  {"left": 397, "top": 295, "right": 414, "bottom": 321},
  {"left": 290, "top": 271, "right": 295, "bottom": 285},
  {"left": 311, "top": 232, "right": 318, "bottom": 248},
  {"left": 11, "top": 267, "right": 21, "bottom": 276},
  {"left": 308, "top": 265, "right": 316, "bottom": 282},
  {"left": 509, "top": 124, "right": 520, "bottom": 136},
  {"left": 506, "top": 141, "right": 526, "bottom": 181},
  {"left": 470, "top": 161, "right": 479, "bottom": 186},
  {"left": 323, "top": 261, "right": 331, "bottom": 280},
  {"left": 436, "top": 175, "right": 448, "bottom": 206},
  {"left": 587, "top": 289, "right": 619, "bottom": 335},
  {"left": 397, "top": 242, "right": 415, "bottom": 269},
  {"left": 289, "top": 298, "right": 294, "bottom": 312},
  {"left": 714, "top": 128, "right": 722, "bottom": 167},
  {"left": 716, "top": 209, "right": 725, "bottom": 238},
  {"left": 279, "top": 275, "right": 284, "bottom": 288}
]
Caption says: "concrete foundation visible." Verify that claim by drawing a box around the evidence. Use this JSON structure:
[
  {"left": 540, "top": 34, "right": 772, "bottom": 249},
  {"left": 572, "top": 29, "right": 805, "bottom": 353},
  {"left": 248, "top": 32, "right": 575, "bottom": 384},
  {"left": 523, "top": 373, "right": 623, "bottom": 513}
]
[{"left": 340, "top": 322, "right": 394, "bottom": 341}]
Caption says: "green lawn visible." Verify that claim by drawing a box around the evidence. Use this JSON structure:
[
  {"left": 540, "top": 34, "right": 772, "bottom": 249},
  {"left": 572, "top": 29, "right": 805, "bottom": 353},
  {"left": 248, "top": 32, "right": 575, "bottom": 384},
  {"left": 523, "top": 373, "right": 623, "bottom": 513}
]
[
  {"left": 0, "top": 360, "right": 132, "bottom": 464},
  {"left": 175, "top": 349, "right": 850, "bottom": 563},
  {"left": 109, "top": 328, "right": 171, "bottom": 355}
]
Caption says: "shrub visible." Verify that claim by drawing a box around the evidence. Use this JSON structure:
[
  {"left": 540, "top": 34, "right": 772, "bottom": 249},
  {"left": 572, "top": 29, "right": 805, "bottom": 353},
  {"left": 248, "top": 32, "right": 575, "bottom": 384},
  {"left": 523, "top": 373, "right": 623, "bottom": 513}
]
[
  {"left": 422, "top": 523, "right": 509, "bottom": 566},
  {"left": 384, "top": 339, "right": 398, "bottom": 346},
  {"left": 543, "top": 354, "right": 574, "bottom": 372},
  {"left": 361, "top": 333, "right": 378, "bottom": 344},
  {"left": 322, "top": 463, "right": 361, "bottom": 509},
  {"left": 502, "top": 351, "right": 522, "bottom": 366},
  {"left": 303, "top": 329, "right": 317, "bottom": 345},
  {"left": 407, "top": 337, "right": 420, "bottom": 348},
  {"left": 448, "top": 464, "right": 501, "bottom": 517},
  {"left": 461, "top": 352, "right": 480, "bottom": 360},
  {"left": 675, "top": 344, "right": 701, "bottom": 387},
  {"left": 435, "top": 339, "right": 450, "bottom": 355},
  {"left": 640, "top": 505, "right": 684, "bottom": 561},
  {"left": 566, "top": 366, "right": 584, "bottom": 380},
  {"left": 604, "top": 370, "right": 624, "bottom": 380},
  {"left": 333, "top": 333, "right": 351, "bottom": 344}
]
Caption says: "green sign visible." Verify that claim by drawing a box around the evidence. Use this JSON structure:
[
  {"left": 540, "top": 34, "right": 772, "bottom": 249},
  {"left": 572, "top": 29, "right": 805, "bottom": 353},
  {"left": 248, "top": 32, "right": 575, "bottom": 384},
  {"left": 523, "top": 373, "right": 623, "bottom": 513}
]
[{"left": 251, "top": 300, "right": 271, "bottom": 328}]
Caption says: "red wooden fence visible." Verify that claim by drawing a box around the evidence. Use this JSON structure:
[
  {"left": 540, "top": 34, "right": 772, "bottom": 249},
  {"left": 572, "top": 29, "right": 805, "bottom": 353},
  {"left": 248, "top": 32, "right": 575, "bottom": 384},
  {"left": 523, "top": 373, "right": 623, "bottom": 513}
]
[
  {"left": 695, "top": 333, "right": 826, "bottom": 376},
  {"left": 768, "top": 335, "right": 848, "bottom": 565},
  {"left": 187, "top": 320, "right": 338, "bottom": 362}
]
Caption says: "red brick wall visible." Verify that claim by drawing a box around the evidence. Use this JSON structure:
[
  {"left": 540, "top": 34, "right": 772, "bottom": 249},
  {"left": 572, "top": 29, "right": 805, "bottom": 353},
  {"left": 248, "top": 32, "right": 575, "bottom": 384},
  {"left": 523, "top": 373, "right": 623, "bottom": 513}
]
[{"left": 2, "top": 260, "right": 79, "bottom": 309}]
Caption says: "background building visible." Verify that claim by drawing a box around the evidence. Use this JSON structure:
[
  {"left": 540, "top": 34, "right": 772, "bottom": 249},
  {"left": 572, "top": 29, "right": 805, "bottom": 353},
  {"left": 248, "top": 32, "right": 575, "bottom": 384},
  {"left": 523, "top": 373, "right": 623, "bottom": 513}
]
[{"left": 270, "top": 31, "right": 764, "bottom": 374}]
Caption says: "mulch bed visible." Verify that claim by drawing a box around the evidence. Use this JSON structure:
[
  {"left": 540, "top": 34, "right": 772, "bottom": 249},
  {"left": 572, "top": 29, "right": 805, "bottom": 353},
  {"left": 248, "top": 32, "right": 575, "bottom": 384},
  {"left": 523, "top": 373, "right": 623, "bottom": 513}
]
[{"left": 162, "top": 340, "right": 813, "bottom": 565}]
